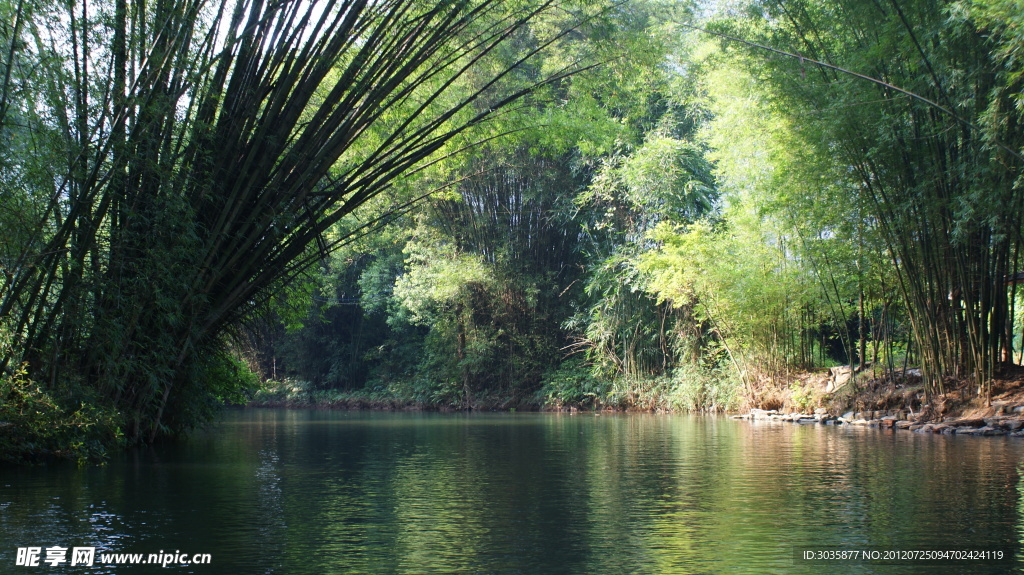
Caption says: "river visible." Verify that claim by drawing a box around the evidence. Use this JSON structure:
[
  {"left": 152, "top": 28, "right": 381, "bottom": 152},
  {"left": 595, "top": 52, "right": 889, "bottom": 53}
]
[{"left": 2, "top": 409, "right": 1023, "bottom": 573}]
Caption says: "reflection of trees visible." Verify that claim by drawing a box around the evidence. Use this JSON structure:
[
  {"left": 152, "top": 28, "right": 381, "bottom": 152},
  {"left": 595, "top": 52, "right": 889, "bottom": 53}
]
[
  {"left": 265, "top": 413, "right": 1024, "bottom": 574},
  {"left": 6, "top": 412, "right": 1022, "bottom": 574},
  {"left": 716, "top": 422, "right": 1023, "bottom": 570}
]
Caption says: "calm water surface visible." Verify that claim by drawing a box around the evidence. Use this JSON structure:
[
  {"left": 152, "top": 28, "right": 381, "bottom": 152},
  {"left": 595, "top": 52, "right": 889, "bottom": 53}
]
[{"left": 3, "top": 409, "right": 1024, "bottom": 574}]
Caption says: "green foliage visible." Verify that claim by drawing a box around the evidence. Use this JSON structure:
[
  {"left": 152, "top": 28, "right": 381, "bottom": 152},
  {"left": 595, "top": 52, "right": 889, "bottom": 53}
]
[
  {"left": 583, "top": 131, "right": 717, "bottom": 227},
  {"left": 959, "top": 0, "right": 1024, "bottom": 117},
  {"left": 239, "top": 0, "right": 689, "bottom": 407},
  {"left": 789, "top": 382, "right": 815, "bottom": 413},
  {"left": 202, "top": 353, "right": 261, "bottom": 406},
  {"left": 535, "top": 358, "right": 610, "bottom": 408},
  {"left": 641, "top": 210, "right": 817, "bottom": 383},
  {"left": 714, "top": 0, "right": 1024, "bottom": 394},
  {"left": 664, "top": 362, "right": 741, "bottom": 413},
  {"left": 247, "top": 0, "right": 1024, "bottom": 416},
  {"left": 251, "top": 378, "right": 316, "bottom": 405},
  {"left": 247, "top": 0, "right": 741, "bottom": 411},
  {"left": 392, "top": 231, "right": 496, "bottom": 327},
  {"left": 570, "top": 97, "right": 719, "bottom": 384},
  {"left": 533, "top": 357, "right": 739, "bottom": 412},
  {"left": 0, "top": 0, "right": 610, "bottom": 453},
  {"left": 0, "top": 365, "right": 124, "bottom": 464}
]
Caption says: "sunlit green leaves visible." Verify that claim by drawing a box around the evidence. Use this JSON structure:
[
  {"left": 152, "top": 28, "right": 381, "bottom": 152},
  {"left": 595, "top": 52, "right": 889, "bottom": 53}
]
[
  {"left": 392, "top": 229, "right": 494, "bottom": 327},
  {"left": 699, "top": 0, "right": 1024, "bottom": 393}
]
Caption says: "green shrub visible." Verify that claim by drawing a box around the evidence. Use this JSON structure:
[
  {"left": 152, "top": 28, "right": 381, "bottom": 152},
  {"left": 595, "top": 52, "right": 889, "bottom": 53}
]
[
  {"left": 206, "top": 354, "right": 262, "bottom": 404},
  {"left": 664, "top": 362, "right": 740, "bottom": 412},
  {"left": 789, "top": 382, "right": 814, "bottom": 412},
  {"left": 251, "top": 378, "right": 314, "bottom": 404},
  {"left": 536, "top": 358, "right": 609, "bottom": 408},
  {"left": 0, "top": 365, "right": 124, "bottom": 464}
]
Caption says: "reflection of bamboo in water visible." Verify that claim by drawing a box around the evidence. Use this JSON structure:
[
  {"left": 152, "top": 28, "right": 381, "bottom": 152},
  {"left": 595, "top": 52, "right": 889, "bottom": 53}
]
[{"left": 728, "top": 421, "right": 1024, "bottom": 553}]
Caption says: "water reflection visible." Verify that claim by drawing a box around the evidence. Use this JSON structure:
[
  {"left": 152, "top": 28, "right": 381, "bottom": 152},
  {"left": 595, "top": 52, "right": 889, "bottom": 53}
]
[{"left": 1, "top": 410, "right": 1022, "bottom": 574}]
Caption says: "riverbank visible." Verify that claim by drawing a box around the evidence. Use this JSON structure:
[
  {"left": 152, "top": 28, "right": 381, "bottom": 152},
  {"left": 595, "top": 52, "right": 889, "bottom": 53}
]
[
  {"left": 736, "top": 363, "right": 1024, "bottom": 437},
  {"left": 246, "top": 371, "right": 739, "bottom": 413},
  {"left": 248, "top": 364, "right": 1024, "bottom": 431},
  {"left": 731, "top": 408, "right": 1024, "bottom": 436},
  {"left": 248, "top": 379, "right": 541, "bottom": 411}
]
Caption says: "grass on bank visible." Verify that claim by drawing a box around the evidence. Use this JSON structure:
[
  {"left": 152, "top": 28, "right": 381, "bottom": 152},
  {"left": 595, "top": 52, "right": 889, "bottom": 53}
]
[{"left": 250, "top": 358, "right": 744, "bottom": 413}]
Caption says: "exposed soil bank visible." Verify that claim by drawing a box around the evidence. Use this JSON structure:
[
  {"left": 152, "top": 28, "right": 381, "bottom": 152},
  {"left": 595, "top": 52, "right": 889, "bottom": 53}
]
[{"left": 739, "top": 364, "right": 1024, "bottom": 437}]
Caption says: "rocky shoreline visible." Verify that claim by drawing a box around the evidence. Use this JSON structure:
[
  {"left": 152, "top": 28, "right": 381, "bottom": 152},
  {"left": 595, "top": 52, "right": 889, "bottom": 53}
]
[{"left": 731, "top": 406, "right": 1024, "bottom": 437}]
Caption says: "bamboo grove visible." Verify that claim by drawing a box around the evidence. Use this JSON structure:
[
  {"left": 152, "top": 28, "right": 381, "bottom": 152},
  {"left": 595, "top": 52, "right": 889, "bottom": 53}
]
[
  {"left": 0, "top": 0, "right": 599, "bottom": 445},
  {"left": 714, "top": 0, "right": 1024, "bottom": 397},
  {"left": 2, "top": 0, "right": 1024, "bottom": 459},
  {"left": 254, "top": 0, "right": 1024, "bottom": 412}
]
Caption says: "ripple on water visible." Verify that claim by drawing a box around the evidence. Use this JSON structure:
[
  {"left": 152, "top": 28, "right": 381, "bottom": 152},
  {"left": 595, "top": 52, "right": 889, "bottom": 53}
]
[{"left": 1, "top": 411, "right": 1022, "bottom": 574}]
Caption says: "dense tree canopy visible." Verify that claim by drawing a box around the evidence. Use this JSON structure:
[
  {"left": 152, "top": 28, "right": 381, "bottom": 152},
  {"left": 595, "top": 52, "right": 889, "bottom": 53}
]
[
  {"left": 698, "top": 0, "right": 1024, "bottom": 397},
  {"left": 0, "top": 0, "right": 611, "bottom": 447},
  {"left": 245, "top": 0, "right": 1024, "bottom": 414},
  {"left": 2, "top": 0, "right": 1023, "bottom": 460}
]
